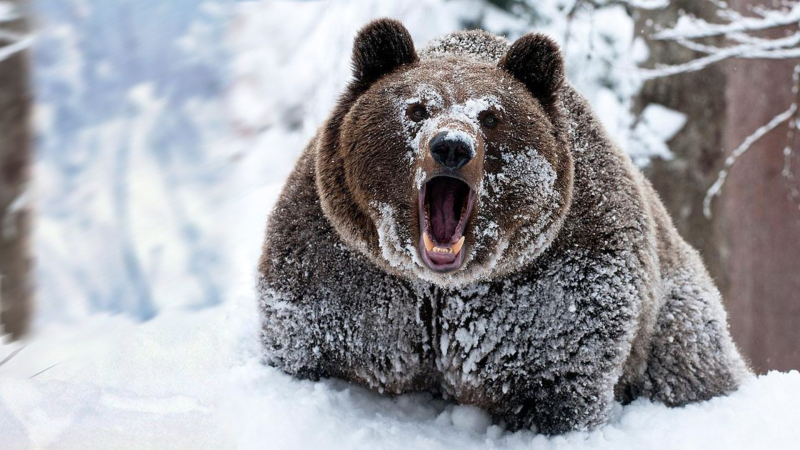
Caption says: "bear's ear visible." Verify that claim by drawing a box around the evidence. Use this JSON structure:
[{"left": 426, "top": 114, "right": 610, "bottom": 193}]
[
  {"left": 351, "top": 19, "right": 418, "bottom": 87},
  {"left": 498, "top": 33, "right": 565, "bottom": 106}
]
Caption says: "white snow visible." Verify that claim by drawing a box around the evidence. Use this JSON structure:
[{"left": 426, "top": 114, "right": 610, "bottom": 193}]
[
  {"left": 3, "top": 285, "right": 800, "bottom": 449},
  {"left": 0, "top": 1, "right": 18, "bottom": 23},
  {"left": 628, "top": 103, "right": 688, "bottom": 166}
]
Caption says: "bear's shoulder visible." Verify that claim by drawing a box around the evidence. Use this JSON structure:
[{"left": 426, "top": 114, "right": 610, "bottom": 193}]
[{"left": 419, "top": 30, "right": 510, "bottom": 63}]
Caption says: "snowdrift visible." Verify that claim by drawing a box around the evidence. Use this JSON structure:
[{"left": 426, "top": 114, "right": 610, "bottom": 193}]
[{"left": 2, "top": 300, "right": 799, "bottom": 449}]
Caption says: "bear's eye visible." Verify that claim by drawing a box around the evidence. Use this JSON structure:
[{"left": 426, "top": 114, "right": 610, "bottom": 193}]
[
  {"left": 481, "top": 112, "right": 498, "bottom": 129},
  {"left": 408, "top": 104, "right": 428, "bottom": 122}
]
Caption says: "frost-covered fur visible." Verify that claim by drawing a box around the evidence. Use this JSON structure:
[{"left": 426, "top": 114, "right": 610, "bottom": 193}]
[{"left": 258, "top": 21, "right": 750, "bottom": 435}]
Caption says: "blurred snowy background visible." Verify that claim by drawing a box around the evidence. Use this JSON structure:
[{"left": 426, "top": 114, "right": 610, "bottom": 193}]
[
  {"left": 34, "top": 0, "right": 676, "bottom": 325},
  {"left": 2, "top": 0, "right": 800, "bottom": 448}
]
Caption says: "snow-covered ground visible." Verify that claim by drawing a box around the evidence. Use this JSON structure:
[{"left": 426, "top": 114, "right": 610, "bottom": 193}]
[
  {"left": 3, "top": 0, "right": 800, "bottom": 448},
  {"left": 3, "top": 276, "right": 800, "bottom": 449}
]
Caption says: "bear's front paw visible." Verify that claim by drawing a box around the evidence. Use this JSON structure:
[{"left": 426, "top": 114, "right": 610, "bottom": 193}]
[{"left": 496, "top": 394, "right": 610, "bottom": 435}]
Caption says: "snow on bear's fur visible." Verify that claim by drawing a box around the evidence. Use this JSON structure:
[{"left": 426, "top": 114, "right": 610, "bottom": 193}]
[{"left": 257, "top": 19, "right": 750, "bottom": 435}]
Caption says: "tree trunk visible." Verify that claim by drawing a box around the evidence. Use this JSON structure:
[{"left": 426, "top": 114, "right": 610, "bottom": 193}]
[
  {"left": 636, "top": 0, "right": 800, "bottom": 372},
  {"left": 0, "top": 0, "right": 33, "bottom": 339},
  {"left": 721, "top": 0, "right": 800, "bottom": 372}
]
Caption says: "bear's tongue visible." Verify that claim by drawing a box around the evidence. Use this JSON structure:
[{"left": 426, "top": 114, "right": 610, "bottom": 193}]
[{"left": 428, "top": 177, "right": 465, "bottom": 243}]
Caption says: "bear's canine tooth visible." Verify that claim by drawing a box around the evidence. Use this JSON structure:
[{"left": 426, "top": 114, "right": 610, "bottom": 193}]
[
  {"left": 452, "top": 236, "right": 465, "bottom": 255},
  {"left": 423, "top": 233, "right": 435, "bottom": 251}
]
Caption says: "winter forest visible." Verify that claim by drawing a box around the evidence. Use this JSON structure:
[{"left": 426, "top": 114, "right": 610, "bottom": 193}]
[{"left": 1, "top": 0, "right": 800, "bottom": 448}]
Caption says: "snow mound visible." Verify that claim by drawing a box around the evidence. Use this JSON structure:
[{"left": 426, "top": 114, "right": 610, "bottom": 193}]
[{"left": 3, "top": 299, "right": 800, "bottom": 449}]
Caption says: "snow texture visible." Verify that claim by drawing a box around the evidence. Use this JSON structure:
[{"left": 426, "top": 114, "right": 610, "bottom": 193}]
[
  {"left": 2, "top": 269, "right": 800, "bottom": 448},
  {"left": 628, "top": 103, "right": 687, "bottom": 166}
]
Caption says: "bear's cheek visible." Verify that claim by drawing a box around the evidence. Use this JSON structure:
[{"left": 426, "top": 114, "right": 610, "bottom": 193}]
[
  {"left": 471, "top": 156, "right": 560, "bottom": 264},
  {"left": 467, "top": 211, "right": 505, "bottom": 265},
  {"left": 342, "top": 130, "right": 416, "bottom": 208}
]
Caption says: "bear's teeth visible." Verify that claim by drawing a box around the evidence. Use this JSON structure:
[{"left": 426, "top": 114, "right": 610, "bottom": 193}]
[
  {"left": 423, "top": 233, "right": 434, "bottom": 251},
  {"left": 451, "top": 236, "right": 465, "bottom": 255},
  {"left": 424, "top": 235, "right": 465, "bottom": 255}
]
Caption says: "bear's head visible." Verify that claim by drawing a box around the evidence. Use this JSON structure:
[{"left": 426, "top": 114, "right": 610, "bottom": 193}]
[{"left": 317, "top": 19, "right": 574, "bottom": 287}]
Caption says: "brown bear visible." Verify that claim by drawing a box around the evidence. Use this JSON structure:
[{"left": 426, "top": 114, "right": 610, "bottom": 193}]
[{"left": 258, "top": 19, "right": 750, "bottom": 434}]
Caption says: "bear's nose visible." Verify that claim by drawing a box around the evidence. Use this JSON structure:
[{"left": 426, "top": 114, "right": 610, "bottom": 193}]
[{"left": 429, "top": 131, "right": 474, "bottom": 170}]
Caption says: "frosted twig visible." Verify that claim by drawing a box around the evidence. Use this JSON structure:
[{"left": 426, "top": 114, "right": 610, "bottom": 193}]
[
  {"left": 653, "top": 3, "right": 800, "bottom": 40},
  {"left": 567, "top": 0, "right": 668, "bottom": 12},
  {"left": 708, "top": 0, "right": 745, "bottom": 22},
  {"left": 0, "top": 346, "right": 25, "bottom": 368},
  {"left": 641, "top": 48, "right": 738, "bottom": 79},
  {"left": 704, "top": 104, "right": 797, "bottom": 218},
  {"left": 616, "top": 0, "right": 669, "bottom": 9},
  {"left": 641, "top": 33, "right": 800, "bottom": 79},
  {"left": 0, "top": 34, "right": 32, "bottom": 63},
  {"left": 782, "top": 65, "right": 800, "bottom": 208},
  {"left": 673, "top": 32, "right": 800, "bottom": 56},
  {"left": 29, "top": 362, "right": 61, "bottom": 379}
]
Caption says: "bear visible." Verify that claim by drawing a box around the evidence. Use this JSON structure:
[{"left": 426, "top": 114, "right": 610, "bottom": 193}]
[{"left": 257, "top": 19, "right": 751, "bottom": 434}]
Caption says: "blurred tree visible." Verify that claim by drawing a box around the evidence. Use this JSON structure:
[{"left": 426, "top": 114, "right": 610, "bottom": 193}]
[
  {"left": 636, "top": 0, "right": 800, "bottom": 372},
  {"left": 0, "top": 0, "right": 33, "bottom": 339}
]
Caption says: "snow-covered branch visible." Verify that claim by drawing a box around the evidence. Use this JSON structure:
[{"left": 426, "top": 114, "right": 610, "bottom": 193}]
[
  {"left": 653, "top": 3, "right": 800, "bottom": 41},
  {"left": 616, "top": 0, "right": 668, "bottom": 10},
  {"left": 0, "top": 34, "right": 32, "bottom": 63},
  {"left": 703, "top": 105, "right": 797, "bottom": 218},
  {"left": 641, "top": 32, "right": 800, "bottom": 79},
  {"left": 0, "top": 0, "right": 32, "bottom": 64},
  {"left": 568, "top": 0, "right": 668, "bottom": 13},
  {"left": 638, "top": 1, "right": 800, "bottom": 77}
]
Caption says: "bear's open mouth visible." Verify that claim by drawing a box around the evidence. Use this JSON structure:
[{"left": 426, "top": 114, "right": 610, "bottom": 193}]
[{"left": 418, "top": 176, "right": 476, "bottom": 272}]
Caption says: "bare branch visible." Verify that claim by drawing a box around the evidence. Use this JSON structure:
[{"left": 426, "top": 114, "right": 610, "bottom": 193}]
[
  {"left": 708, "top": 0, "right": 745, "bottom": 22},
  {"left": 616, "top": 0, "right": 669, "bottom": 9},
  {"left": 565, "top": 0, "right": 668, "bottom": 12},
  {"left": 674, "top": 32, "right": 800, "bottom": 55},
  {"left": 0, "top": 35, "right": 32, "bottom": 63},
  {"left": 782, "top": 65, "right": 800, "bottom": 209},
  {"left": 641, "top": 32, "right": 800, "bottom": 79},
  {"left": 704, "top": 104, "right": 797, "bottom": 218},
  {"left": 29, "top": 362, "right": 61, "bottom": 379},
  {"left": 641, "top": 47, "right": 740, "bottom": 79},
  {"left": 0, "top": 346, "right": 25, "bottom": 367},
  {"left": 653, "top": 3, "right": 800, "bottom": 40}
]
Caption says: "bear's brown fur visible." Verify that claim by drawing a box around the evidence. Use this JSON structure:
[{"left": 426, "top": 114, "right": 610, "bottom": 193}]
[{"left": 258, "top": 19, "right": 750, "bottom": 434}]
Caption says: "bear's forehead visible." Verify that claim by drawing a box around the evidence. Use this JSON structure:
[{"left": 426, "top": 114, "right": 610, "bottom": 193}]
[{"left": 382, "top": 60, "right": 524, "bottom": 108}]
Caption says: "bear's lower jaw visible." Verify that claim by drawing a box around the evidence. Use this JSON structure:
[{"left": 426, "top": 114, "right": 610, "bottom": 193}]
[{"left": 418, "top": 176, "right": 476, "bottom": 273}]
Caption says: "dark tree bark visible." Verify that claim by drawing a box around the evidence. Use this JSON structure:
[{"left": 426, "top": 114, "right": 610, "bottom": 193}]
[
  {"left": 636, "top": 0, "right": 800, "bottom": 372},
  {"left": 721, "top": 0, "right": 800, "bottom": 372},
  {"left": 0, "top": 0, "right": 33, "bottom": 339}
]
